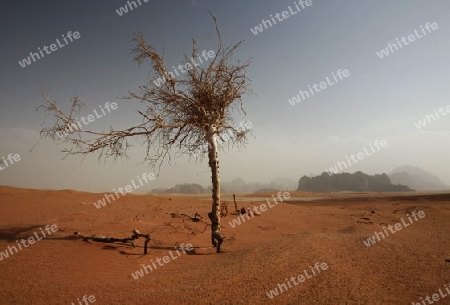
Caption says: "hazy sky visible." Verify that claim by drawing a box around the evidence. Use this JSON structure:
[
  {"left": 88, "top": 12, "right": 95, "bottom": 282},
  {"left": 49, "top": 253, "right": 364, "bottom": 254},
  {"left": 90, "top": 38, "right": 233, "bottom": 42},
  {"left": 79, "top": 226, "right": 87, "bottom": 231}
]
[{"left": 1, "top": 0, "right": 449, "bottom": 192}]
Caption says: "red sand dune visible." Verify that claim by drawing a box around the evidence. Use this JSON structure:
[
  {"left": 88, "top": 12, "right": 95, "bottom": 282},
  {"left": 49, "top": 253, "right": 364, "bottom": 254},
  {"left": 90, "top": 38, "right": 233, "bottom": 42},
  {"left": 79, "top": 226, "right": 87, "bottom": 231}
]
[{"left": 0, "top": 186, "right": 449, "bottom": 304}]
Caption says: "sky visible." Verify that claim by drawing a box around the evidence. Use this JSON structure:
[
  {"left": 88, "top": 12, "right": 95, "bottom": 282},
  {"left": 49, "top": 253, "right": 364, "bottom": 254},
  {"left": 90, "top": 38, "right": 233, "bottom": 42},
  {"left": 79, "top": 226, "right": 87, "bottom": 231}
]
[{"left": 1, "top": 0, "right": 449, "bottom": 193}]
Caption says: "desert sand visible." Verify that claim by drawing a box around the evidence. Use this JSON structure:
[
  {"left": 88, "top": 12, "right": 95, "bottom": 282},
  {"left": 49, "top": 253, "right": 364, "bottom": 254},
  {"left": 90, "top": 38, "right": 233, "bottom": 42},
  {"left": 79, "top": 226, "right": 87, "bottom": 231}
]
[{"left": 0, "top": 186, "right": 449, "bottom": 304}]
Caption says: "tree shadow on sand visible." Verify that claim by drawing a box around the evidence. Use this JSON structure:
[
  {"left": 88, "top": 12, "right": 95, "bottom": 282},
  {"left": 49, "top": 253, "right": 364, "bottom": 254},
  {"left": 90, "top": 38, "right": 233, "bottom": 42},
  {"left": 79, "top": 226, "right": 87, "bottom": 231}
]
[{"left": 0, "top": 224, "right": 74, "bottom": 243}]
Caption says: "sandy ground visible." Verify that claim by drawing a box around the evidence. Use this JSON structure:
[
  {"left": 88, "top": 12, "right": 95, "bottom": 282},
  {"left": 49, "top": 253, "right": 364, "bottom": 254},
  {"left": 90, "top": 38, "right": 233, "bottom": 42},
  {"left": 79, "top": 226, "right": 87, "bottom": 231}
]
[{"left": 0, "top": 186, "right": 449, "bottom": 304}]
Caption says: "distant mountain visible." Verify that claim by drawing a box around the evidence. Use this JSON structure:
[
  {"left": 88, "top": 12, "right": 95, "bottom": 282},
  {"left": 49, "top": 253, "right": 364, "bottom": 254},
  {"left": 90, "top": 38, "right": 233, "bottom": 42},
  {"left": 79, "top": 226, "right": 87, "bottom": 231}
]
[
  {"left": 151, "top": 183, "right": 205, "bottom": 194},
  {"left": 297, "top": 171, "right": 413, "bottom": 193},
  {"left": 390, "top": 165, "right": 448, "bottom": 190},
  {"left": 152, "top": 177, "right": 295, "bottom": 195},
  {"left": 211, "top": 177, "right": 285, "bottom": 194}
]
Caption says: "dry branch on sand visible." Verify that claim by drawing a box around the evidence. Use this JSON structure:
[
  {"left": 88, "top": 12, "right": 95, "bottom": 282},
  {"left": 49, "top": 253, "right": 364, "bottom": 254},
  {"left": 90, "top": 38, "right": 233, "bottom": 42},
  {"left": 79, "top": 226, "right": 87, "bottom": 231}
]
[
  {"left": 74, "top": 230, "right": 151, "bottom": 254},
  {"left": 165, "top": 212, "right": 211, "bottom": 238}
]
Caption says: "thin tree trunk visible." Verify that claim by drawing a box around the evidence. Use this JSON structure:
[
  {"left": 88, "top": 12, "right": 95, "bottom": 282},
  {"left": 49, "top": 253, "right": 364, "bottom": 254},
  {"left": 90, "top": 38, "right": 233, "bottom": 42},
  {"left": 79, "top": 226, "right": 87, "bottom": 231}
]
[{"left": 207, "top": 126, "right": 224, "bottom": 252}]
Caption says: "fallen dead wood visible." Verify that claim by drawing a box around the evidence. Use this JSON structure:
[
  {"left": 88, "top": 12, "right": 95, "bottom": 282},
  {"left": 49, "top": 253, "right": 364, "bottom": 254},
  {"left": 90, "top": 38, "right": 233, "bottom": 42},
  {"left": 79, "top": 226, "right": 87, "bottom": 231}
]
[
  {"left": 162, "top": 213, "right": 211, "bottom": 239},
  {"left": 74, "top": 229, "right": 152, "bottom": 254},
  {"left": 233, "top": 194, "right": 238, "bottom": 212},
  {"left": 167, "top": 212, "right": 204, "bottom": 222}
]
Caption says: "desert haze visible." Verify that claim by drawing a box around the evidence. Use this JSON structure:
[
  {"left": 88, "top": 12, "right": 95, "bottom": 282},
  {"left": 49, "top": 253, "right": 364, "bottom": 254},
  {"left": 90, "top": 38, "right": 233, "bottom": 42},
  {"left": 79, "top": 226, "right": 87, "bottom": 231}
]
[{"left": 1, "top": 186, "right": 449, "bottom": 304}]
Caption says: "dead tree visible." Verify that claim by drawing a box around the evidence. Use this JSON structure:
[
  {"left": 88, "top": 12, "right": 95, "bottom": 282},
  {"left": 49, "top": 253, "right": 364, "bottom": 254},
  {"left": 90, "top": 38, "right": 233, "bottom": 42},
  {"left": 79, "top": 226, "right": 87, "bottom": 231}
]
[{"left": 36, "top": 14, "right": 252, "bottom": 253}]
